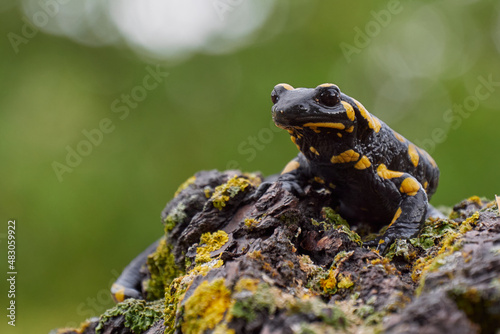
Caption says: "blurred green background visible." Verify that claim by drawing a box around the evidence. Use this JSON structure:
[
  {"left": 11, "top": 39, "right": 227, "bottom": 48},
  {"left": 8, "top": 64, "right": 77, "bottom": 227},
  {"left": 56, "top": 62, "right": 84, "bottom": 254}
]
[{"left": 0, "top": 0, "right": 499, "bottom": 333}]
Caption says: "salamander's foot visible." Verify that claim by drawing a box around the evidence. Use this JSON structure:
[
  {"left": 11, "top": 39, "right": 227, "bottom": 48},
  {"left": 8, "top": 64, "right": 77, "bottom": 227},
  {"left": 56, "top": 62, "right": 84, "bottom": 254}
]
[
  {"left": 363, "top": 234, "right": 397, "bottom": 255},
  {"left": 252, "top": 179, "right": 304, "bottom": 199}
]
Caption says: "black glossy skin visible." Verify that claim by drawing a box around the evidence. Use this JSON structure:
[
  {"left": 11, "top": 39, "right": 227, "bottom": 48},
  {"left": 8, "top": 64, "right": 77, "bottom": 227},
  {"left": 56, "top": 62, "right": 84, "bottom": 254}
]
[{"left": 264, "top": 83, "right": 440, "bottom": 252}]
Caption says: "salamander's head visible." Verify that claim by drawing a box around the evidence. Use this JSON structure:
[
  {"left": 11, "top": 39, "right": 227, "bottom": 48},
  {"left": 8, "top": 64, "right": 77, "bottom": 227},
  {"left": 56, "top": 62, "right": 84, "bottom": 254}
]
[{"left": 271, "top": 83, "right": 358, "bottom": 136}]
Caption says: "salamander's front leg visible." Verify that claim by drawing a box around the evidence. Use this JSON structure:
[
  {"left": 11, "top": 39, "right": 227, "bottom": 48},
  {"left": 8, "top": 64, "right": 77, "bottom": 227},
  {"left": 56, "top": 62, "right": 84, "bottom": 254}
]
[
  {"left": 111, "top": 238, "right": 161, "bottom": 302},
  {"left": 253, "top": 154, "right": 311, "bottom": 198},
  {"left": 365, "top": 166, "right": 428, "bottom": 254}
]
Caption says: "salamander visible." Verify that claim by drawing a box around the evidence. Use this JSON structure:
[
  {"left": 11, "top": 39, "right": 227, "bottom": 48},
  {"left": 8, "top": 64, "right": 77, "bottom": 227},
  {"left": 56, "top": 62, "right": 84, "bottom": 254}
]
[
  {"left": 110, "top": 82, "right": 442, "bottom": 302},
  {"left": 258, "top": 83, "right": 441, "bottom": 252}
]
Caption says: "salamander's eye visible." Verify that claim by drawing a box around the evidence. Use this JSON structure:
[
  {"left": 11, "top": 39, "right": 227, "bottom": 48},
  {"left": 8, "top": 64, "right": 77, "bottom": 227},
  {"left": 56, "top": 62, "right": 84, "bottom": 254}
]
[
  {"left": 271, "top": 90, "right": 279, "bottom": 104},
  {"left": 318, "top": 89, "right": 340, "bottom": 107}
]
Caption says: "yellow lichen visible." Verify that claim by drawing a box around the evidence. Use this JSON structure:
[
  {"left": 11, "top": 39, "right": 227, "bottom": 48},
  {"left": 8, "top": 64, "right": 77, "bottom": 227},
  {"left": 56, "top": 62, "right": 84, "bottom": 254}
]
[
  {"left": 145, "top": 238, "right": 182, "bottom": 300},
  {"left": 189, "top": 259, "right": 224, "bottom": 277},
  {"left": 370, "top": 258, "right": 398, "bottom": 275},
  {"left": 213, "top": 323, "right": 236, "bottom": 334},
  {"left": 210, "top": 175, "right": 252, "bottom": 210},
  {"left": 181, "top": 278, "right": 233, "bottom": 334},
  {"left": 244, "top": 218, "right": 260, "bottom": 229},
  {"left": 196, "top": 231, "right": 229, "bottom": 265},
  {"left": 242, "top": 172, "right": 262, "bottom": 187},
  {"left": 320, "top": 268, "right": 338, "bottom": 294},
  {"left": 234, "top": 278, "right": 261, "bottom": 293},
  {"left": 247, "top": 250, "right": 264, "bottom": 261},
  {"left": 174, "top": 176, "right": 196, "bottom": 197},
  {"left": 412, "top": 212, "right": 481, "bottom": 288},
  {"left": 337, "top": 273, "right": 354, "bottom": 290},
  {"left": 467, "top": 195, "right": 483, "bottom": 206}
]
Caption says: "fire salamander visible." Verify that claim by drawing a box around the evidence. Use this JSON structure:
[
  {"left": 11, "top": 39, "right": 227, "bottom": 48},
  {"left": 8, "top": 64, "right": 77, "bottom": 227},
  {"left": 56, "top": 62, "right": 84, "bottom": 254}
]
[
  {"left": 110, "top": 83, "right": 442, "bottom": 302},
  {"left": 258, "top": 83, "right": 441, "bottom": 253}
]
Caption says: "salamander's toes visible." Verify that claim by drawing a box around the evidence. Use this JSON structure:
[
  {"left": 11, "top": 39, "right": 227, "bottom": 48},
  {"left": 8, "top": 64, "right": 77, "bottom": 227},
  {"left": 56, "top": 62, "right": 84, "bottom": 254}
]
[
  {"left": 363, "top": 235, "right": 394, "bottom": 255},
  {"left": 251, "top": 181, "right": 273, "bottom": 200},
  {"left": 280, "top": 180, "right": 305, "bottom": 197},
  {"left": 111, "top": 283, "right": 142, "bottom": 303}
]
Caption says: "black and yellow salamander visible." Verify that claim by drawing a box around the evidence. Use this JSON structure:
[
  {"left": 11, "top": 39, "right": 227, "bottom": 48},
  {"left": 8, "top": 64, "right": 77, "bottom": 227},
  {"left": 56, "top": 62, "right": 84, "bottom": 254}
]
[
  {"left": 256, "top": 83, "right": 441, "bottom": 253},
  {"left": 111, "top": 82, "right": 442, "bottom": 302}
]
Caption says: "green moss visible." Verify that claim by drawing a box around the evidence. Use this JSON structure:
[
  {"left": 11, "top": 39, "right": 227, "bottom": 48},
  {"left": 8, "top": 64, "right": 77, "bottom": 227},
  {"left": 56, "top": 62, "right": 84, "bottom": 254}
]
[
  {"left": 163, "top": 202, "right": 187, "bottom": 234},
  {"left": 145, "top": 238, "right": 182, "bottom": 301},
  {"left": 231, "top": 280, "right": 349, "bottom": 330},
  {"left": 181, "top": 278, "right": 233, "bottom": 334},
  {"left": 210, "top": 175, "right": 252, "bottom": 210},
  {"left": 412, "top": 212, "right": 481, "bottom": 289},
  {"left": 95, "top": 299, "right": 163, "bottom": 334},
  {"left": 321, "top": 207, "right": 362, "bottom": 245},
  {"left": 291, "top": 298, "right": 348, "bottom": 329},
  {"left": 174, "top": 176, "right": 196, "bottom": 197},
  {"left": 195, "top": 230, "right": 229, "bottom": 265},
  {"left": 384, "top": 239, "right": 416, "bottom": 262},
  {"left": 230, "top": 283, "right": 277, "bottom": 322}
]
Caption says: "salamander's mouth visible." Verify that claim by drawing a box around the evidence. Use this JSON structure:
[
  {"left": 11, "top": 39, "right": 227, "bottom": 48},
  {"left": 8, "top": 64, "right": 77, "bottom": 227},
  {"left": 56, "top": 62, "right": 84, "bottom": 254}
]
[{"left": 272, "top": 112, "right": 349, "bottom": 131}]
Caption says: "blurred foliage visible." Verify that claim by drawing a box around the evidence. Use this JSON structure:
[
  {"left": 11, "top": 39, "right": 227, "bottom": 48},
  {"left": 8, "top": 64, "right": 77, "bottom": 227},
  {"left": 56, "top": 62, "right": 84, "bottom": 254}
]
[{"left": 0, "top": 0, "right": 499, "bottom": 333}]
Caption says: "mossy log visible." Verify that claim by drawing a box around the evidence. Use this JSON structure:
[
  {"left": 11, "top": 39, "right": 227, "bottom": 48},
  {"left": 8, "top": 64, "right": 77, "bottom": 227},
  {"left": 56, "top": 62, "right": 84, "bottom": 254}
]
[{"left": 55, "top": 170, "right": 500, "bottom": 334}]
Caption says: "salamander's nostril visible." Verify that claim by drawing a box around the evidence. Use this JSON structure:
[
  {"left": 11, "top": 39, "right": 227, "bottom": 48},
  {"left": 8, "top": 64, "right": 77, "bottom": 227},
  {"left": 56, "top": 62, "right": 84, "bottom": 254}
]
[{"left": 298, "top": 104, "right": 308, "bottom": 112}]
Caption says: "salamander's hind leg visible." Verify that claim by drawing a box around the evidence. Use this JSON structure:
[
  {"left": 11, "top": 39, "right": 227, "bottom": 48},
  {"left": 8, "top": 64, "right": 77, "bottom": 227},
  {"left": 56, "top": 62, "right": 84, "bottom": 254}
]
[
  {"left": 111, "top": 238, "right": 161, "bottom": 302},
  {"left": 364, "top": 169, "right": 428, "bottom": 254}
]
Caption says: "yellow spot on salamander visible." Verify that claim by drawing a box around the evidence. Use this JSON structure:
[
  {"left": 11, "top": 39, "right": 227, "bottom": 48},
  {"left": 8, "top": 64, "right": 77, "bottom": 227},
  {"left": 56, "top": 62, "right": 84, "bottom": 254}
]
[
  {"left": 282, "top": 160, "right": 300, "bottom": 174},
  {"left": 303, "top": 122, "right": 346, "bottom": 131},
  {"left": 331, "top": 150, "right": 360, "bottom": 164},
  {"left": 278, "top": 83, "right": 294, "bottom": 90},
  {"left": 417, "top": 147, "right": 437, "bottom": 168},
  {"left": 314, "top": 176, "right": 325, "bottom": 184},
  {"left": 341, "top": 101, "right": 356, "bottom": 121},
  {"left": 388, "top": 207, "right": 402, "bottom": 228},
  {"left": 318, "top": 83, "right": 339, "bottom": 88},
  {"left": 329, "top": 183, "right": 336, "bottom": 189},
  {"left": 408, "top": 144, "right": 420, "bottom": 167},
  {"left": 354, "top": 156, "right": 371, "bottom": 170},
  {"left": 309, "top": 146, "right": 320, "bottom": 155},
  {"left": 393, "top": 131, "right": 406, "bottom": 143},
  {"left": 291, "top": 136, "right": 297, "bottom": 144},
  {"left": 377, "top": 164, "right": 404, "bottom": 179},
  {"left": 353, "top": 99, "right": 381, "bottom": 133},
  {"left": 345, "top": 126, "right": 354, "bottom": 133},
  {"left": 423, "top": 181, "right": 429, "bottom": 191},
  {"left": 337, "top": 133, "right": 342, "bottom": 138},
  {"left": 400, "top": 177, "right": 420, "bottom": 196}
]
